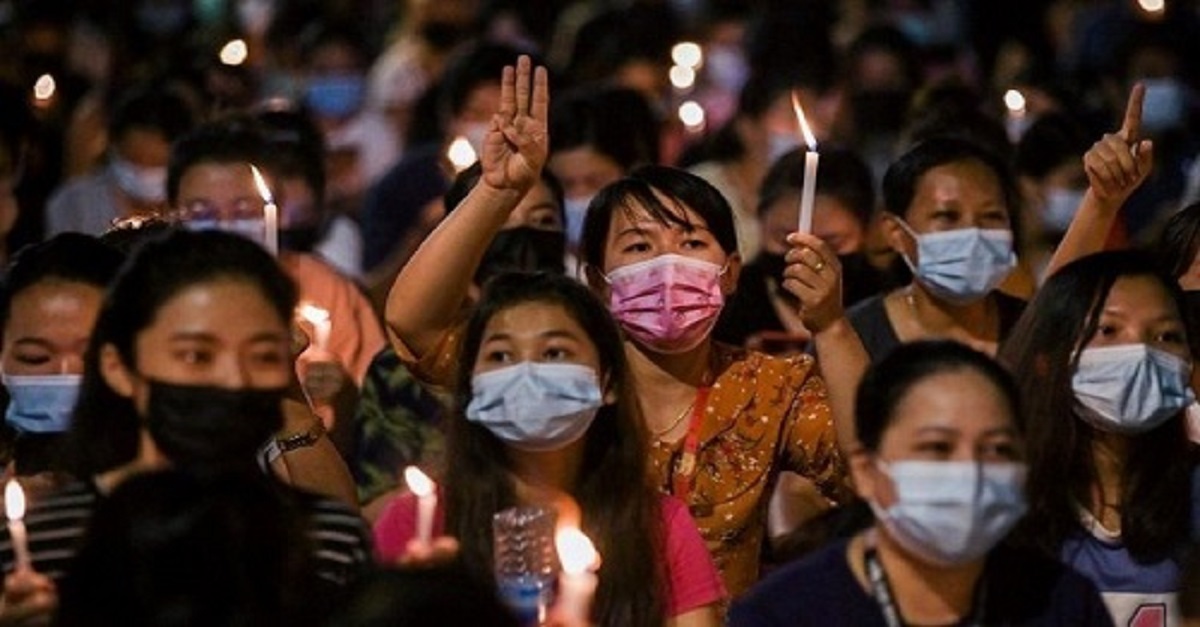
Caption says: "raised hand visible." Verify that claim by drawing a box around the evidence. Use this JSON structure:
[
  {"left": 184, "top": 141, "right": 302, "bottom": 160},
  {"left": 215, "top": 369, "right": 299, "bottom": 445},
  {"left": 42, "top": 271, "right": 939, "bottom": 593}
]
[
  {"left": 480, "top": 55, "right": 550, "bottom": 195},
  {"left": 781, "top": 232, "right": 843, "bottom": 334},
  {"left": 1083, "top": 83, "right": 1154, "bottom": 207}
]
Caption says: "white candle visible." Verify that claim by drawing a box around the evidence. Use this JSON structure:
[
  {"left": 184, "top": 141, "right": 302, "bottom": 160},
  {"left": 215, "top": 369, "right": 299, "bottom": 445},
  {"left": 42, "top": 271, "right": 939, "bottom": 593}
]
[
  {"left": 404, "top": 466, "right": 437, "bottom": 546},
  {"left": 297, "top": 303, "right": 332, "bottom": 352},
  {"left": 791, "top": 92, "right": 820, "bottom": 234},
  {"left": 1003, "top": 88, "right": 1028, "bottom": 143},
  {"left": 5, "top": 480, "right": 31, "bottom": 572},
  {"left": 250, "top": 165, "right": 279, "bottom": 257},
  {"left": 554, "top": 526, "right": 599, "bottom": 623}
]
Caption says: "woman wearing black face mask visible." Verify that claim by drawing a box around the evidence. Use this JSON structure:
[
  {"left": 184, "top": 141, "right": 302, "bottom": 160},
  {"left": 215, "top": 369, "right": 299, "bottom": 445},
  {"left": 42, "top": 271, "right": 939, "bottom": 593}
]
[
  {"left": 0, "top": 230, "right": 371, "bottom": 624},
  {"left": 714, "top": 148, "right": 893, "bottom": 353}
]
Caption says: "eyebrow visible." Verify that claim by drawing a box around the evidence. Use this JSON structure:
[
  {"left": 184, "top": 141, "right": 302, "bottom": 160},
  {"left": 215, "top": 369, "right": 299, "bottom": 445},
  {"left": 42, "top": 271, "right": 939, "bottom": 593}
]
[
  {"left": 168, "top": 331, "right": 287, "bottom": 343},
  {"left": 482, "top": 329, "right": 584, "bottom": 343}
]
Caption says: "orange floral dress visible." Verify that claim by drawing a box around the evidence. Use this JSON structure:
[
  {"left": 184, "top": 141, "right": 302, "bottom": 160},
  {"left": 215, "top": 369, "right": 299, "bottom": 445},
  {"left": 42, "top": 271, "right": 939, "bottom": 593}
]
[{"left": 648, "top": 343, "right": 846, "bottom": 598}]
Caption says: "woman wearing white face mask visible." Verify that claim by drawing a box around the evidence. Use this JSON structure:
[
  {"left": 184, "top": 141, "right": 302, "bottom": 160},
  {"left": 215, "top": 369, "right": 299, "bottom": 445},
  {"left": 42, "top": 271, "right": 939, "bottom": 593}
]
[
  {"left": 841, "top": 137, "right": 1026, "bottom": 362},
  {"left": 730, "top": 340, "right": 1111, "bottom": 626},
  {"left": 1000, "top": 250, "right": 1196, "bottom": 626}
]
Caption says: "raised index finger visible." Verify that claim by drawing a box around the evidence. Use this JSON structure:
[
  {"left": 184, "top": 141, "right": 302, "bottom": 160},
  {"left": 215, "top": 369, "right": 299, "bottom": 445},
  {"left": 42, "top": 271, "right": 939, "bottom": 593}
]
[{"left": 1119, "top": 82, "right": 1145, "bottom": 143}]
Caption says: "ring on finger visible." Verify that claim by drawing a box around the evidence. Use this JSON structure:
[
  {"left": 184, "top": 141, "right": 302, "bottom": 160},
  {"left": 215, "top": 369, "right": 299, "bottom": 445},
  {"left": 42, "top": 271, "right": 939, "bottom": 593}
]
[{"left": 813, "top": 259, "right": 826, "bottom": 272}]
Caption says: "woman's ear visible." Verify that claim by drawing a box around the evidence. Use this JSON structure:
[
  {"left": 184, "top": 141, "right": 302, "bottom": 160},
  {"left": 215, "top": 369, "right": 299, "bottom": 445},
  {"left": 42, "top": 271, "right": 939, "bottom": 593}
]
[
  {"left": 848, "top": 448, "right": 880, "bottom": 503},
  {"left": 881, "top": 213, "right": 913, "bottom": 257},
  {"left": 583, "top": 263, "right": 608, "bottom": 295},
  {"left": 99, "top": 344, "right": 135, "bottom": 399},
  {"left": 720, "top": 253, "right": 742, "bottom": 296}
]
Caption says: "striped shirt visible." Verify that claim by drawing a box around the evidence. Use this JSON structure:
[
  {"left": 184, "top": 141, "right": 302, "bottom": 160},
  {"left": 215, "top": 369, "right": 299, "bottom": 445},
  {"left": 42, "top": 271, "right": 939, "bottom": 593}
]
[{"left": 0, "top": 479, "right": 373, "bottom": 587}]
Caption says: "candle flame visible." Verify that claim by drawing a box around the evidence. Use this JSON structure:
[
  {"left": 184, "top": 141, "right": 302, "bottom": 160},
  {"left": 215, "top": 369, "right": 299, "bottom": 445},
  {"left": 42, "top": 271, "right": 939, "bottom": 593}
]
[
  {"left": 791, "top": 91, "right": 817, "bottom": 151},
  {"left": 404, "top": 466, "right": 435, "bottom": 497},
  {"left": 447, "top": 136, "right": 477, "bottom": 172},
  {"left": 250, "top": 165, "right": 274, "bottom": 205},
  {"left": 555, "top": 526, "right": 599, "bottom": 575},
  {"left": 5, "top": 480, "right": 25, "bottom": 521},
  {"left": 220, "top": 39, "right": 249, "bottom": 66},
  {"left": 297, "top": 302, "right": 330, "bottom": 325},
  {"left": 1003, "top": 89, "right": 1026, "bottom": 114},
  {"left": 33, "top": 74, "right": 56, "bottom": 101}
]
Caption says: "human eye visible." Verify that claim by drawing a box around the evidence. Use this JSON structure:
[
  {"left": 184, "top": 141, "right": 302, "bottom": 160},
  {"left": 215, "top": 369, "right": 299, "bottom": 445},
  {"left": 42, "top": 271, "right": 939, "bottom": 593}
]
[
  {"left": 12, "top": 350, "right": 51, "bottom": 367},
  {"left": 543, "top": 345, "right": 575, "bottom": 362},
  {"left": 250, "top": 345, "right": 288, "bottom": 366},
  {"left": 979, "top": 438, "right": 1021, "bottom": 462},
  {"left": 913, "top": 439, "right": 954, "bottom": 459},
  {"left": 481, "top": 348, "right": 514, "bottom": 364},
  {"left": 173, "top": 348, "right": 213, "bottom": 366},
  {"left": 622, "top": 240, "right": 652, "bottom": 254},
  {"left": 1155, "top": 327, "right": 1187, "bottom": 347},
  {"left": 681, "top": 237, "right": 709, "bottom": 250}
]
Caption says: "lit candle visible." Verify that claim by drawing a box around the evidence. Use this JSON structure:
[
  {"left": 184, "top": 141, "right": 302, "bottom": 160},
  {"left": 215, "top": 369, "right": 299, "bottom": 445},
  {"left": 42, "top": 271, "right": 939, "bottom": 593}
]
[
  {"left": 446, "top": 136, "right": 477, "bottom": 173},
  {"left": 250, "top": 165, "right": 278, "bottom": 256},
  {"left": 554, "top": 526, "right": 599, "bottom": 623},
  {"left": 404, "top": 466, "right": 437, "bottom": 547},
  {"left": 790, "top": 92, "right": 819, "bottom": 234},
  {"left": 5, "top": 480, "right": 31, "bottom": 573},
  {"left": 1003, "top": 88, "right": 1028, "bottom": 143},
  {"left": 297, "top": 303, "right": 332, "bottom": 352}
]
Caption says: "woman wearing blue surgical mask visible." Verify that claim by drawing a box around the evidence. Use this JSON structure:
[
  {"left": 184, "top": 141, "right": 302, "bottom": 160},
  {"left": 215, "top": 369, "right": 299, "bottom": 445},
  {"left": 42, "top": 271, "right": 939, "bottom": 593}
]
[
  {"left": 1000, "top": 250, "right": 1196, "bottom": 625},
  {"left": 844, "top": 136, "right": 1026, "bottom": 362},
  {"left": 731, "top": 340, "right": 1111, "bottom": 626},
  {"left": 0, "top": 234, "right": 123, "bottom": 483},
  {"left": 373, "top": 273, "right": 725, "bottom": 626}
]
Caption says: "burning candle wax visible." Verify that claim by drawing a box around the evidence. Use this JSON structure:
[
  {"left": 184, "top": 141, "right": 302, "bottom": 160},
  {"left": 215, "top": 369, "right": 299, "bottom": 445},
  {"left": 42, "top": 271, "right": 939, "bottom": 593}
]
[
  {"left": 250, "top": 165, "right": 279, "bottom": 257},
  {"left": 404, "top": 466, "right": 437, "bottom": 546},
  {"left": 5, "top": 480, "right": 31, "bottom": 572},
  {"left": 297, "top": 303, "right": 332, "bottom": 352},
  {"left": 555, "top": 526, "right": 599, "bottom": 623},
  {"left": 790, "top": 92, "right": 820, "bottom": 234}
]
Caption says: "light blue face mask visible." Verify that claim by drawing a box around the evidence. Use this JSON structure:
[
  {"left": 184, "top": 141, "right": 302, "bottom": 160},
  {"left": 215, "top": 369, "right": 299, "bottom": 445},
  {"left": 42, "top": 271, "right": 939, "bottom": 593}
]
[
  {"left": 1041, "top": 187, "right": 1085, "bottom": 234},
  {"left": 1072, "top": 343, "right": 1195, "bottom": 434},
  {"left": 465, "top": 362, "right": 603, "bottom": 452},
  {"left": 562, "top": 195, "right": 592, "bottom": 249},
  {"left": 2, "top": 373, "right": 83, "bottom": 433},
  {"left": 305, "top": 74, "right": 366, "bottom": 120},
  {"left": 896, "top": 218, "right": 1017, "bottom": 305}
]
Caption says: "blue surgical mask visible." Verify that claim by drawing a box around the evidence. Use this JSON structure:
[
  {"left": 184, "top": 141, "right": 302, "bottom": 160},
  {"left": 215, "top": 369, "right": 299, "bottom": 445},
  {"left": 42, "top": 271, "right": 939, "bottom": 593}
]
[
  {"left": 465, "top": 362, "right": 603, "bottom": 452},
  {"left": 562, "top": 195, "right": 592, "bottom": 249},
  {"left": 767, "top": 132, "right": 801, "bottom": 164},
  {"left": 2, "top": 374, "right": 83, "bottom": 434},
  {"left": 1141, "top": 77, "right": 1187, "bottom": 134},
  {"left": 1073, "top": 343, "right": 1194, "bottom": 434},
  {"left": 1042, "top": 187, "right": 1084, "bottom": 234},
  {"left": 896, "top": 219, "right": 1017, "bottom": 304},
  {"left": 109, "top": 156, "right": 167, "bottom": 203},
  {"left": 305, "top": 74, "right": 366, "bottom": 120},
  {"left": 870, "top": 460, "right": 1027, "bottom": 566}
]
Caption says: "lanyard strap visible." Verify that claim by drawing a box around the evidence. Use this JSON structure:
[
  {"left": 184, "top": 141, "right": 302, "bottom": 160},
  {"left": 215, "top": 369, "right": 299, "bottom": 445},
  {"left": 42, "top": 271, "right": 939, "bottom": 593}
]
[
  {"left": 670, "top": 387, "right": 710, "bottom": 501},
  {"left": 863, "top": 537, "right": 987, "bottom": 627}
]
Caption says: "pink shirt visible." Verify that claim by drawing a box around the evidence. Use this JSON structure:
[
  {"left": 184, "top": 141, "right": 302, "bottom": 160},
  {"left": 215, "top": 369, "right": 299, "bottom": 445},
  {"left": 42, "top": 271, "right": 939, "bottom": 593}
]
[{"left": 373, "top": 492, "right": 725, "bottom": 617}]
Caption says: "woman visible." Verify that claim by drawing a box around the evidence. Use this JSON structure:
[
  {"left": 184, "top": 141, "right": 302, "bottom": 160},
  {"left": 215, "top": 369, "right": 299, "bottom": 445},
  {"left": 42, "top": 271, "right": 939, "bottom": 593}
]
[
  {"left": 0, "top": 230, "right": 371, "bottom": 621},
  {"left": 386, "top": 56, "right": 847, "bottom": 598},
  {"left": 1000, "top": 250, "right": 1195, "bottom": 624},
  {"left": 730, "top": 340, "right": 1111, "bottom": 626},
  {"left": 0, "top": 234, "right": 123, "bottom": 481},
  {"left": 374, "top": 272, "right": 724, "bottom": 626},
  {"left": 846, "top": 136, "right": 1025, "bottom": 361}
]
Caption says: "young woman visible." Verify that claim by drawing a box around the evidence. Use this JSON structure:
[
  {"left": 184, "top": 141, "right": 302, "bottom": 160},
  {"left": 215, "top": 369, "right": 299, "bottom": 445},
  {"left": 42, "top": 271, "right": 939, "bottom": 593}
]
[
  {"left": 845, "top": 136, "right": 1025, "bottom": 362},
  {"left": 386, "top": 55, "right": 847, "bottom": 599},
  {"left": 0, "top": 230, "right": 371, "bottom": 622},
  {"left": 1000, "top": 250, "right": 1196, "bottom": 624},
  {"left": 730, "top": 340, "right": 1111, "bottom": 626},
  {"left": 374, "top": 272, "right": 724, "bottom": 626}
]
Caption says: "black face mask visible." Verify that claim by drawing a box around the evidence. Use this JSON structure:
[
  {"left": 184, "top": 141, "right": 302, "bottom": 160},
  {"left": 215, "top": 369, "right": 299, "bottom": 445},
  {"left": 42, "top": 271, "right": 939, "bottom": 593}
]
[
  {"left": 143, "top": 379, "right": 284, "bottom": 474},
  {"left": 475, "top": 227, "right": 566, "bottom": 286},
  {"left": 279, "top": 227, "right": 321, "bottom": 253}
]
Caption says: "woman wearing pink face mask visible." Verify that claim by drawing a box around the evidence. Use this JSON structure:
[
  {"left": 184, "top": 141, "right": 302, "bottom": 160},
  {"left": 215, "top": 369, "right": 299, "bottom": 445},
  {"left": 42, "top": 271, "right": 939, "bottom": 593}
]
[{"left": 386, "top": 56, "right": 848, "bottom": 601}]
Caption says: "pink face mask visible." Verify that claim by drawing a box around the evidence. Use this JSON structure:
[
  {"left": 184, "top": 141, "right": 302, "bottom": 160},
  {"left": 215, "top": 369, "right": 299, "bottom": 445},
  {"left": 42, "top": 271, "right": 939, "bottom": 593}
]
[{"left": 605, "top": 254, "right": 726, "bottom": 354}]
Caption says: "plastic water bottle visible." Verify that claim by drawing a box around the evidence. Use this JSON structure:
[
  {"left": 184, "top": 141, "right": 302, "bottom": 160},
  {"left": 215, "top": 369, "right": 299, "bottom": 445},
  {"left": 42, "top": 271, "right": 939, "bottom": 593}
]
[{"left": 493, "top": 505, "right": 558, "bottom": 626}]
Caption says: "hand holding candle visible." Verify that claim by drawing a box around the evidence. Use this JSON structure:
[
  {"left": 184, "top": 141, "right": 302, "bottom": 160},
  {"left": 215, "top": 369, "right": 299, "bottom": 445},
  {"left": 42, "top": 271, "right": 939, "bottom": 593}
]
[
  {"left": 250, "top": 164, "right": 279, "bottom": 257},
  {"left": 404, "top": 466, "right": 437, "bottom": 548},
  {"left": 554, "top": 526, "right": 599, "bottom": 624},
  {"left": 790, "top": 92, "right": 820, "bottom": 234},
  {"left": 5, "top": 480, "right": 31, "bottom": 573}
]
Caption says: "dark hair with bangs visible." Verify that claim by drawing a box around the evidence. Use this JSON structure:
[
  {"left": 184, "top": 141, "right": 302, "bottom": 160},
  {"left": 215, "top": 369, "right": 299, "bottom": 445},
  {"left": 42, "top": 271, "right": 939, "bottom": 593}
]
[
  {"left": 882, "top": 136, "right": 1019, "bottom": 220},
  {"left": 998, "top": 250, "right": 1191, "bottom": 563},
  {"left": 1160, "top": 202, "right": 1200, "bottom": 281},
  {"left": 579, "top": 165, "right": 738, "bottom": 270},
  {"left": 444, "top": 272, "right": 665, "bottom": 627}
]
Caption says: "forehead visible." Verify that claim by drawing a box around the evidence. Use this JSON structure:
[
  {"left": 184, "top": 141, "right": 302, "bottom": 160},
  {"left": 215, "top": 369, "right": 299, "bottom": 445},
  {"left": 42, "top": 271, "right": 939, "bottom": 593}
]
[
  {"left": 6, "top": 280, "right": 104, "bottom": 328},
  {"left": 1101, "top": 274, "right": 1179, "bottom": 316},
  {"left": 883, "top": 369, "right": 1014, "bottom": 440},
  {"left": 177, "top": 162, "right": 258, "bottom": 199},
  {"left": 609, "top": 193, "right": 707, "bottom": 232},
  {"left": 146, "top": 279, "right": 284, "bottom": 335},
  {"left": 482, "top": 300, "right": 588, "bottom": 340}
]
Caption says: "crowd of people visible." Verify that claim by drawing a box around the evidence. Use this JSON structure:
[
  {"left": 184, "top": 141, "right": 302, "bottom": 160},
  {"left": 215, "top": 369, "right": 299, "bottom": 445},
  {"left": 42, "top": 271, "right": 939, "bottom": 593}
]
[{"left": 0, "top": 0, "right": 1197, "bottom": 625}]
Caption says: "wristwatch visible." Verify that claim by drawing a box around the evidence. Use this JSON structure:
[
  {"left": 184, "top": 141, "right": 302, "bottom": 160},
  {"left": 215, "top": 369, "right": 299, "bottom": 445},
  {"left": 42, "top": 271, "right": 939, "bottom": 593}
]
[{"left": 275, "top": 421, "right": 326, "bottom": 453}]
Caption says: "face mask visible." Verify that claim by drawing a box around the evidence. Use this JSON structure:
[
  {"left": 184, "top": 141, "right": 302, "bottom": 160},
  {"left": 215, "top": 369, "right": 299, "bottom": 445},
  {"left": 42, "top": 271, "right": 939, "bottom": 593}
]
[
  {"left": 705, "top": 45, "right": 749, "bottom": 93},
  {"left": 1141, "top": 77, "right": 1187, "bottom": 134},
  {"left": 110, "top": 157, "right": 167, "bottom": 203},
  {"left": 186, "top": 218, "right": 268, "bottom": 249},
  {"left": 605, "top": 254, "right": 726, "bottom": 354},
  {"left": 767, "top": 132, "right": 801, "bottom": 164},
  {"left": 1072, "top": 343, "right": 1194, "bottom": 434},
  {"left": 143, "top": 378, "right": 285, "bottom": 473},
  {"left": 562, "top": 196, "right": 592, "bottom": 249},
  {"left": 896, "top": 219, "right": 1017, "bottom": 305},
  {"left": 1041, "top": 187, "right": 1084, "bottom": 234},
  {"left": 2, "top": 374, "right": 82, "bottom": 434},
  {"left": 870, "top": 460, "right": 1027, "bottom": 566},
  {"left": 476, "top": 227, "right": 566, "bottom": 285},
  {"left": 465, "top": 362, "right": 603, "bottom": 452},
  {"left": 305, "top": 74, "right": 366, "bottom": 120}
]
